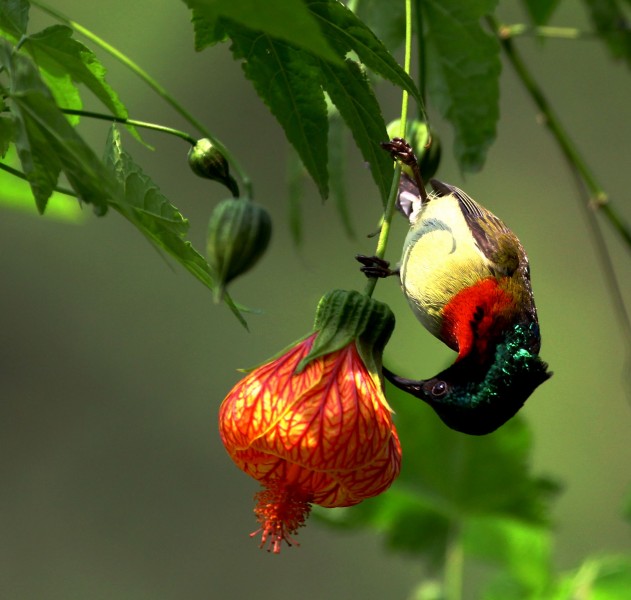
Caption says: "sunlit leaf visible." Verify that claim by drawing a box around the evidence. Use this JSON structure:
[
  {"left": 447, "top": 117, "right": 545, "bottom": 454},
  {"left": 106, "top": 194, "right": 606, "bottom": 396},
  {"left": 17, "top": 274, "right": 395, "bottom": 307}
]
[
  {"left": 183, "top": 0, "right": 338, "bottom": 61},
  {"left": 0, "top": 41, "right": 119, "bottom": 214},
  {"left": 23, "top": 25, "right": 137, "bottom": 134},
  {"left": 551, "top": 556, "right": 631, "bottom": 600},
  {"left": 422, "top": 0, "right": 501, "bottom": 172},
  {"left": 0, "top": 146, "right": 84, "bottom": 222}
]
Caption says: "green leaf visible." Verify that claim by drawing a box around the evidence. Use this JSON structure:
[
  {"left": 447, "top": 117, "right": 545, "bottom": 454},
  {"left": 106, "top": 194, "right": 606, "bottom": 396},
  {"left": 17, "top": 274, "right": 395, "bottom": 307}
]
[
  {"left": 286, "top": 145, "right": 305, "bottom": 246},
  {"left": 190, "top": 7, "right": 226, "bottom": 50},
  {"left": 465, "top": 517, "right": 552, "bottom": 594},
  {"left": 422, "top": 0, "right": 501, "bottom": 172},
  {"left": 228, "top": 24, "right": 329, "bottom": 199},
  {"left": 306, "top": 0, "right": 422, "bottom": 104},
  {"left": 183, "top": 0, "right": 339, "bottom": 62},
  {"left": 23, "top": 25, "right": 133, "bottom": 130},
  {"left": 0, "top": 146, "right": 84, "bottom": 222},
  {"left": 522, "top": 0, "right": 562, "bottom": 25},
  {"left": 0, "top": 41, "right": 119, "bottom": 214},
  {"left": 356, "top": 0, "right": 406, "bottom": 52},
  {"left": 0, "top": 0, "right": 29, "bottom": 40},
  {"left": 0, "top": 112, "right": 15, "bottom": 157},
  {"left": 317, "top": 384, "right": 558, "bottom": 562},
  {"left": 103, "top": 126, "right": 247, "bottom": 327},
  {"left": 319, "top": 59, "right": 392, "bottom": 206},
  {"left": 553, "top": 556, "right": 631, "bottom": 600},
  {"left": 581, "top": 0, "right": 631, "bottom": 69},
  {"left": 327, "top": 109, "right": 354, "bottom": 238}
]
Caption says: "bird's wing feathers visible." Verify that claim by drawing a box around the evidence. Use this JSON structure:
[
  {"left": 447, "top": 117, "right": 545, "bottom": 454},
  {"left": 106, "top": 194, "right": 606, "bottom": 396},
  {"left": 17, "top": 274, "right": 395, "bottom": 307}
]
[{"left": 431, "top": 180, "right": 522, "bottom": 277}]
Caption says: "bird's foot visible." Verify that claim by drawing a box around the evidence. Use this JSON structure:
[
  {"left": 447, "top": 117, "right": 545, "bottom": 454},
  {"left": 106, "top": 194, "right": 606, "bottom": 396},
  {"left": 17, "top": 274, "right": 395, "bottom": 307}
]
[
  {"left": 380, "top": 138, "right": 417, "bottom": 169},
  {"left": 356, "top": 254, "right": 399, "bottom": 278}
]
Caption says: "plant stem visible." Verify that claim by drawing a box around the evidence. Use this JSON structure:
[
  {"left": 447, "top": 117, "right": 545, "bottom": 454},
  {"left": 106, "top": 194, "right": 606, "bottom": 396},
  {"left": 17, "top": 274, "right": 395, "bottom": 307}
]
[
  {"left": 487, "top": 15, "right": 631, "bottom": 251},
  {"left": 444, "top": 528, "right": 464, "bottom": 600},
  {"left": 364, "top": 0, "right": 413, "bottom": 297},
  {"left": 498, "top": 24, "right": 596, "bottom": 40},
  {"left": 30, "top": 0, "right": 253, "bottom": 198},
  {"left": 0, "top": 161, "right": 76, "bottom": 196},
  {"left": 60, "top": 109, "right": 198, "bottom": 145}
]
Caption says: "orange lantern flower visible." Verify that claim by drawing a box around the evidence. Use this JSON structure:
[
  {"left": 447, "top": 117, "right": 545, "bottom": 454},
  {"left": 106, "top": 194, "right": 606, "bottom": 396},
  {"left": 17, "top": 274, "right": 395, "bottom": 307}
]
[{"left": 219, "top": 290, "right": 401, "bottom": 553}]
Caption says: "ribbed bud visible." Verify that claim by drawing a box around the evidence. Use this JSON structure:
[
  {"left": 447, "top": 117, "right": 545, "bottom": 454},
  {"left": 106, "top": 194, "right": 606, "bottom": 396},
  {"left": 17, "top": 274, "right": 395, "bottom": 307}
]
[
  {"left": 386, "top": 119, "right": 442, "bottom": 180},
  {"left": 188, "top": 138, "right": 239, "bottom": 197},
  {"left": 206, "top": 198, "right": 272, "bottom": 299}
]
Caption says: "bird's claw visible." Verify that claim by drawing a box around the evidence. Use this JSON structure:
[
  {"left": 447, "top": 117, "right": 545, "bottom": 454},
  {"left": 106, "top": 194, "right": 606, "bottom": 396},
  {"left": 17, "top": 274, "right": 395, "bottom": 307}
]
[{"left": 355, "top": 254, "right": 398, "bottom": 279}]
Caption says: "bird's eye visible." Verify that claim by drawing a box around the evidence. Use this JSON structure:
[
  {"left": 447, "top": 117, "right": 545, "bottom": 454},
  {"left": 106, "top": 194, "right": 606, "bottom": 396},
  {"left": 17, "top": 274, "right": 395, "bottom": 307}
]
[{"left": 431, "top": 380, "right": 448, "bottom": 398}]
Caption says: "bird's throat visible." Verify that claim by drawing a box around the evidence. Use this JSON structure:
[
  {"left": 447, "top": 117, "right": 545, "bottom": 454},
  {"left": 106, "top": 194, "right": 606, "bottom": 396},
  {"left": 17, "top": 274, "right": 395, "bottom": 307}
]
[{"left": 441, "top": 277, "right": 519, "bottom": 363}]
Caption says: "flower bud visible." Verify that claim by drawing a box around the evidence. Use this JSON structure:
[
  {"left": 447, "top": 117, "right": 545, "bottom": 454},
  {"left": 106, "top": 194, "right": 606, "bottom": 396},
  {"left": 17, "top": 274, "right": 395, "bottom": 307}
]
[
  {"left": 386, "top": 119, "right": 441, "bottom": 180},
  {"left": 206, "top": 197, "right": 272, "bottom": 300},
  {"left": 219, "top": 290, "right": 400, "bottom": 552},
  {"left": 188, "top": 138, "right": 239, "bottom": 197}
]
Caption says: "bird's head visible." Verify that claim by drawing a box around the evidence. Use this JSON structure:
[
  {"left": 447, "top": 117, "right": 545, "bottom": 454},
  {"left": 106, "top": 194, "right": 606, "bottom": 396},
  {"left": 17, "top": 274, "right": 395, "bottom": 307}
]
[{"left": 384, "top": 323, "right": 552, "bottom": 435}]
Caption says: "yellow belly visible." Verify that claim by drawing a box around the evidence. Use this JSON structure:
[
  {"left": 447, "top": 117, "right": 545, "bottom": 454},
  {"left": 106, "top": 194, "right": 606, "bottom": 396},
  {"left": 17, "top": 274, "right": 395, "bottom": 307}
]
[{"left": 399, "top": 197, "right": 491, "bottom": 338}]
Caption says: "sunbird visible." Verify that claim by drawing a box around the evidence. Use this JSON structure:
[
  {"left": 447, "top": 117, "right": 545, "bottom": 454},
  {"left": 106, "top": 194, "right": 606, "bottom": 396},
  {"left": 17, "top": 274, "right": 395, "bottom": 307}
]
[{"left": 358, "top": 138, "right": 551, "bottom": 435}]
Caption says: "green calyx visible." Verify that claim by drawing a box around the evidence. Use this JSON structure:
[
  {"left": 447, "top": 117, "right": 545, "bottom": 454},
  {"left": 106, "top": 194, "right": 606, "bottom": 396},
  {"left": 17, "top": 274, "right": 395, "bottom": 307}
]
[
  {"left": 386, "top": 119, "right": 442, "bottom": 181},
  {"left": 296, "top": 289, "right": 395, "bottom": 374},
  {"left": 206, "top": 197, "right": 272, "bottom": 301},
  {"left": 188, "top": 138, "right": 239, "bottom": 197}
]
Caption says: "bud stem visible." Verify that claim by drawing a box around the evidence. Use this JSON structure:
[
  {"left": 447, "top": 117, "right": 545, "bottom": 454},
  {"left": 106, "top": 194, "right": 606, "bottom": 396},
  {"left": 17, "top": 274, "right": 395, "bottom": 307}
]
[
  {"left": 31, "top": 0, "right": 253, "bottom": 199},
  {"left": 364, "top": 0, "right": 414, "bottom": 298},
  {"left": 59, "top": 108, "right": 198, "bottom": 145}
]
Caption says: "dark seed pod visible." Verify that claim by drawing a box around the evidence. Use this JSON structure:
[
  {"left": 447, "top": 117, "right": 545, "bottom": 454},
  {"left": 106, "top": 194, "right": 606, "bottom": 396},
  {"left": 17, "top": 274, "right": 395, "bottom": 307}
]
[
  {"left": 188, "top": 138, "right": 239, "bottom": 197},
  {"left": 207, "top": 198, "right": 272, "bottom": 300}
]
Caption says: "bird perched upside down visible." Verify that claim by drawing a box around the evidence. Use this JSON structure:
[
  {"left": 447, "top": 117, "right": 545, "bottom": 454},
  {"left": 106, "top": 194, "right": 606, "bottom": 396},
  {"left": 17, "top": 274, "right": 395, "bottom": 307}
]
[{"left": 358, "top": 138, "right": 551, "bottom": 435}]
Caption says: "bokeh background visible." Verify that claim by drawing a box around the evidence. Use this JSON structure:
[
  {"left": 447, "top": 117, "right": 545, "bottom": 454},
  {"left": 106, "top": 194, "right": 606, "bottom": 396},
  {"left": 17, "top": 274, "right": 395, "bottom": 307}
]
[{"left": 1, "top": 1, "right": 630, "bottom": 598}]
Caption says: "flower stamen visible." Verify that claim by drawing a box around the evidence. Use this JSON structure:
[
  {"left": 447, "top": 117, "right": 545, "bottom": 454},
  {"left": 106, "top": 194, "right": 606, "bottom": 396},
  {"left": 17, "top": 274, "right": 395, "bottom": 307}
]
[{"left": 251, "top": 481, "right": 312, "bottom": 554}]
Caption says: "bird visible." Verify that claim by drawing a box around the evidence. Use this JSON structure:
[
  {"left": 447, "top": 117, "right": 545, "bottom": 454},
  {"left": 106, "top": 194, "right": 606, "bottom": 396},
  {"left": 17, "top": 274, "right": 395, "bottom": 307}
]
[{"left": 357, "top": 138, "right": 551, "bottom": 435}]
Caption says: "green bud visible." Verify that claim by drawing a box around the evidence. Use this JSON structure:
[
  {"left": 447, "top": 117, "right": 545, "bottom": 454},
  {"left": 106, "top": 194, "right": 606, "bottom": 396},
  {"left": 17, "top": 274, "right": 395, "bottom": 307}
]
[
  {"left": 207, "top": 198, "right": 272, "bottom": 300},
  {"left": 188, "top": 138, "right": 239, "bottom": 197}
]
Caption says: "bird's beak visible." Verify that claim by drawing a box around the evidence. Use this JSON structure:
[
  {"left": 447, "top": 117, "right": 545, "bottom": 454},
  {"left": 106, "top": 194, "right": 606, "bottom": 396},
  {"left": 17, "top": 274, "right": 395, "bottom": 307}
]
[{"left": 382, "top": 367, "right": 426, "bottom": 399}]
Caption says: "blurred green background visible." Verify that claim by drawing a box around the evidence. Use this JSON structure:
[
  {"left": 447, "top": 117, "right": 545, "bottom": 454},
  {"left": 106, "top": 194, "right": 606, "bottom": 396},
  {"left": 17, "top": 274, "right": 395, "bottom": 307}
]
[{"left": 1, "top": 1, "right": 630, "bottom": 598}]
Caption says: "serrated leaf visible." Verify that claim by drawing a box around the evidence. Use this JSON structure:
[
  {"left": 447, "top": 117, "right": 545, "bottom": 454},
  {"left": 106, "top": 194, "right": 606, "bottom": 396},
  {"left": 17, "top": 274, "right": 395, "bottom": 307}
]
[
  {"left": 356, "top": 0, "right": 406, "bottom": 52},
  {"left": 0, "top": 0, "right": 29, "bottom": 40},
  {"left": 190, "top": 7, "right": 226, "bottom": 51},
  {"left": 317, "top": 384, "right": 558, "bottom": 562},
  {"left": 522, "top": 0, "right": 562, "bottom": 25},
  {"left": 0, "top": 113, "right": 16, "bottom": 157},
  {"left": 103, "top": 126, "right": 247, "bottom": 327},
  {"left": 183, "top": 0, "right": 338, "bottom": 62},
  {"left": 582, "top": 0, "right": 631, "bottom": 69},
  {"left": 320, "top": 59, "right": 391, "bottom": 207},
  {"left": 0, "top": 41, "right": 119, "bottom": 214},
  {"left": 23, "top": 25, "right": 135, "bottom": 132},
  {"left": 327, "top": 110, "right": 354, "bottom": 238},
  {"left": 228, "top": 24, "right": 329, "bottom": 199},
  {"left": 423, "top": 0, "right": 501, "bottom": 172},
  {"left": 0, "top": 146, "right": 84, "bottom": 221},
  {"left": 286, "top": 144, "right": 305, "bottom": 246},
  {"left": 306, "top": 0, "right": 422, "bottom": 105}
]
